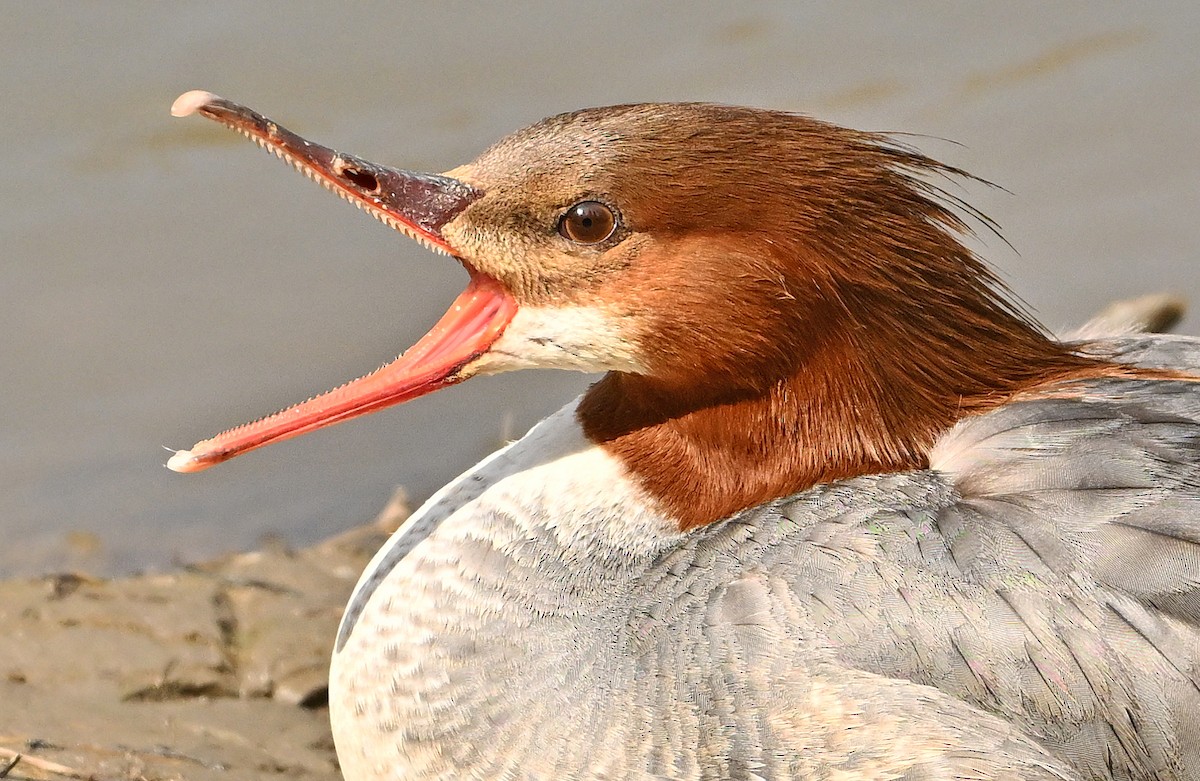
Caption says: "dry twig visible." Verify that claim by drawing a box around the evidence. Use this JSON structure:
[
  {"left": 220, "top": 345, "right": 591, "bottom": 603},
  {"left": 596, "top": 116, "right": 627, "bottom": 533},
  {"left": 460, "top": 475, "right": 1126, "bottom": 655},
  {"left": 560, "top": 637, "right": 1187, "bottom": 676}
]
[{"left": 0, "top": 746, "right": 88, "bottom": 779}]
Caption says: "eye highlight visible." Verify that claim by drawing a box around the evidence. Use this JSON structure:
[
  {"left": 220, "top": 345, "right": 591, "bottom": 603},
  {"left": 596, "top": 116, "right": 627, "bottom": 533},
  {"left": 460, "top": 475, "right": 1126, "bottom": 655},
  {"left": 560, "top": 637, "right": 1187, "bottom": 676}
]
[{"left": 558, "top": 201, "right": 617, "bottom": 244}]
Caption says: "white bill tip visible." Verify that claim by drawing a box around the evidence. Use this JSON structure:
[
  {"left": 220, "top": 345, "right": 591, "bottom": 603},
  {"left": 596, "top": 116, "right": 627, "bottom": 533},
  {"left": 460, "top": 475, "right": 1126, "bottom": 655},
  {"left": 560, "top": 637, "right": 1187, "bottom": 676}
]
[
  {"left": 171, "top": 90, "right": 220, "bottom": 118},
  {"left": 166, "top": 448, "right": 199, "bottom": 473}
]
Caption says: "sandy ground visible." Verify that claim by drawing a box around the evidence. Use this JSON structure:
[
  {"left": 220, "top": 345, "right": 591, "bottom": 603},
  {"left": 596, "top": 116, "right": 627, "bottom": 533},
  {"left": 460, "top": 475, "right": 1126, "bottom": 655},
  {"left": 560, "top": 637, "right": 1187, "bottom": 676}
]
[{"left": 0, "top": 493, "right": 410, "bottom": 781}]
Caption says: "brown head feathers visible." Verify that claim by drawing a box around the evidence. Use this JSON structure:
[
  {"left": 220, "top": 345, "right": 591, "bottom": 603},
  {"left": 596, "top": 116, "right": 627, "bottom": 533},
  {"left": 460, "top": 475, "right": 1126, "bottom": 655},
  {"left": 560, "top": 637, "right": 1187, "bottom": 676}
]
[
  {"left": 521, "top": 104, "right": 1134, "bottom": 530},
  {"left": 169, "top": 96, "right": 1138, "bottom": 527}
]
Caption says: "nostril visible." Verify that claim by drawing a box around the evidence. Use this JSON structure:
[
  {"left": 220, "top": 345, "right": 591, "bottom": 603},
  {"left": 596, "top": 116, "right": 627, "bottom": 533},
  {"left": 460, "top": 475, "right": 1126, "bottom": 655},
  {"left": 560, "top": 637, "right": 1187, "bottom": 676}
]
[{"left": 341, "top": 166, "right": 380, "bottom": 193}]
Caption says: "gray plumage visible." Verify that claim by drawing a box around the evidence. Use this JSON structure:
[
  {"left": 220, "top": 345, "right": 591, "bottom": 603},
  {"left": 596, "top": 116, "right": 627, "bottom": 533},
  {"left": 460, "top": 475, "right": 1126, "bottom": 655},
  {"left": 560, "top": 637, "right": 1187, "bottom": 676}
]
[
  {"left": 331, "top": 336, "right": 1200, "bottom": 780},
  {"left": 164, "top": 89, "right": 1199, "bottom": 780}
]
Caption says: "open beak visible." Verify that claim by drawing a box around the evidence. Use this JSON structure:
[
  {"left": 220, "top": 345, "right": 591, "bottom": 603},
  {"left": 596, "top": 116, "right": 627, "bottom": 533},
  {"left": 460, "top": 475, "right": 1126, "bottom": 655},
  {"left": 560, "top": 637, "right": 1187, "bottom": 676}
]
[{"left": 166, "top": 91, "right": 517, "bottom": 473}]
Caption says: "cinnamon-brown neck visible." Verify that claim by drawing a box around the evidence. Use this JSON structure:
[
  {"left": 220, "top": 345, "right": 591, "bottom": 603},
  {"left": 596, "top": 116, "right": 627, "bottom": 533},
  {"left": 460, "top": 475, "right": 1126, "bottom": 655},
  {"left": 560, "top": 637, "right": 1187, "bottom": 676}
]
[
  {"left": 579, "top": 305, "right": 1125, "bottom": 532},
  {"left": 561, "top": 106, "right": 1128, "bottom": 530}
]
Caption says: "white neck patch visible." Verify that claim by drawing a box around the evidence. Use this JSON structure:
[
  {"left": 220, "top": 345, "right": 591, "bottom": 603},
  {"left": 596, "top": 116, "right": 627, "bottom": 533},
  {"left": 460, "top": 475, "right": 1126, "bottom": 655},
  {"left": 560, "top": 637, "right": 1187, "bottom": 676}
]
[
  {"left": 334, "top": 397, "right": 678, "bottom": 651},
  {"left": 471, "top": 304, "right": 647, "bottom": 375}
]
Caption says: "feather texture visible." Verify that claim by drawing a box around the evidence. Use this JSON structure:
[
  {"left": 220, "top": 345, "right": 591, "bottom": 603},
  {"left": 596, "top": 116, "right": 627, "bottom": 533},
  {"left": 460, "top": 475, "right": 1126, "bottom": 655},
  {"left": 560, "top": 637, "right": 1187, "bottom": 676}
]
[{"left": 331, "top": 336, "right": 1200, "bottom": 781}]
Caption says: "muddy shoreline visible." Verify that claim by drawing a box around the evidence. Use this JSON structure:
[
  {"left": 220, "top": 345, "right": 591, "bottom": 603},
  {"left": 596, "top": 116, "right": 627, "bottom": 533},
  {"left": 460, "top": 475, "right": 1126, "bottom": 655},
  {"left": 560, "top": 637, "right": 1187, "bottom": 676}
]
[{"left": 0, "top": 493, "right": 410, "bottom": 781}]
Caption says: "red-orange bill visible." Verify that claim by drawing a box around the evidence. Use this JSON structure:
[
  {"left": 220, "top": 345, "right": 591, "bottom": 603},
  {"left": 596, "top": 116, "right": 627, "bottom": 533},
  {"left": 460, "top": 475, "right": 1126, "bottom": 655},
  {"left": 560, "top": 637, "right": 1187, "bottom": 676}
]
[
  {"left": 167, "top": 274, "right": 516, "bottom": 473},
  {"left": 166, "top": 90, "right": 515, "bottom": 473}
]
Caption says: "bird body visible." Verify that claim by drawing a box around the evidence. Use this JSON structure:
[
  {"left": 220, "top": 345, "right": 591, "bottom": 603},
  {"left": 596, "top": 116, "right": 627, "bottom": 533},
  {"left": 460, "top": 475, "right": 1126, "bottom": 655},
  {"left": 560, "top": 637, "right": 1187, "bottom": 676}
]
[
  {"left": 168, "top": 91, "right": 1200, "bottom": 780},
  {"left": 331, "top": 346, "right": 1200, "bottom": 781}
]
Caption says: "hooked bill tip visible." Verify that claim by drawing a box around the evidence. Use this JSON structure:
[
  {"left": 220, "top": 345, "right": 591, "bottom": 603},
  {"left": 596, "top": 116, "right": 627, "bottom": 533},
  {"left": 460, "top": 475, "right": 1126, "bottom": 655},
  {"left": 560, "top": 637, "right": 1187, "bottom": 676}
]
[
  {"left": 171, "top": 90, "right": 221, "bottom": 118},
  {"left": 166, "top": 448, "right": 201, "bottom": 473}
]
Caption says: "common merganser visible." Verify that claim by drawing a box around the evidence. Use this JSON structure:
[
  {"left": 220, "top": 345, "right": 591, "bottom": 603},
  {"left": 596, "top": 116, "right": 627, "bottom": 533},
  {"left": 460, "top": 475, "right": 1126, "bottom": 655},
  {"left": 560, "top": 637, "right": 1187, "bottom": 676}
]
[{"left": 168, "top": 90, "right": 1200, "bottom": 781}]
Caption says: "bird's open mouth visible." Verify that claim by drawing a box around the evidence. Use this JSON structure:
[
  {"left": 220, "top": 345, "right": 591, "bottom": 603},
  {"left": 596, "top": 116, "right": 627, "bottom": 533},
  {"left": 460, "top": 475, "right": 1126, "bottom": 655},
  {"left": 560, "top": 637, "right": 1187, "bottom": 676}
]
[{"left": 166, "top": 91, "right": 517, "bottom": 473}]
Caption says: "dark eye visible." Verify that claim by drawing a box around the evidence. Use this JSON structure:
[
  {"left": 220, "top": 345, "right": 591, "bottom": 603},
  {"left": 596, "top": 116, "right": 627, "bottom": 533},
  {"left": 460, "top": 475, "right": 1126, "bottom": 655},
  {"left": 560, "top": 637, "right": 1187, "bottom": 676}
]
[{"left": 558, "top": 201, "right": 617, "bottom": 244}]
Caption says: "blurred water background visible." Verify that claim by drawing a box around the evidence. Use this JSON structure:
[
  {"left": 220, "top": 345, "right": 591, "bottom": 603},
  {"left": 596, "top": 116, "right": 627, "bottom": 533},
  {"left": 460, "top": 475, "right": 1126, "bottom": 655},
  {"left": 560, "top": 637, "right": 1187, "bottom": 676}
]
[{"left": 3, "top": 3, "right": 1198, "bottom": 574}]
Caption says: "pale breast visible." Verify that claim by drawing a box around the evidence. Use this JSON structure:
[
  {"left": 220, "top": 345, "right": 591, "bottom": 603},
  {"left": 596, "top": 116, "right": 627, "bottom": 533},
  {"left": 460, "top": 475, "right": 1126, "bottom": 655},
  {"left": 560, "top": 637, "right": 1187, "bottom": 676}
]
[
  {"left": 328, "top": 400, "right": 687, "bottom": 779},
  {"left": 328, "top": 336, "right": 1200, "bottom": 781}
]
